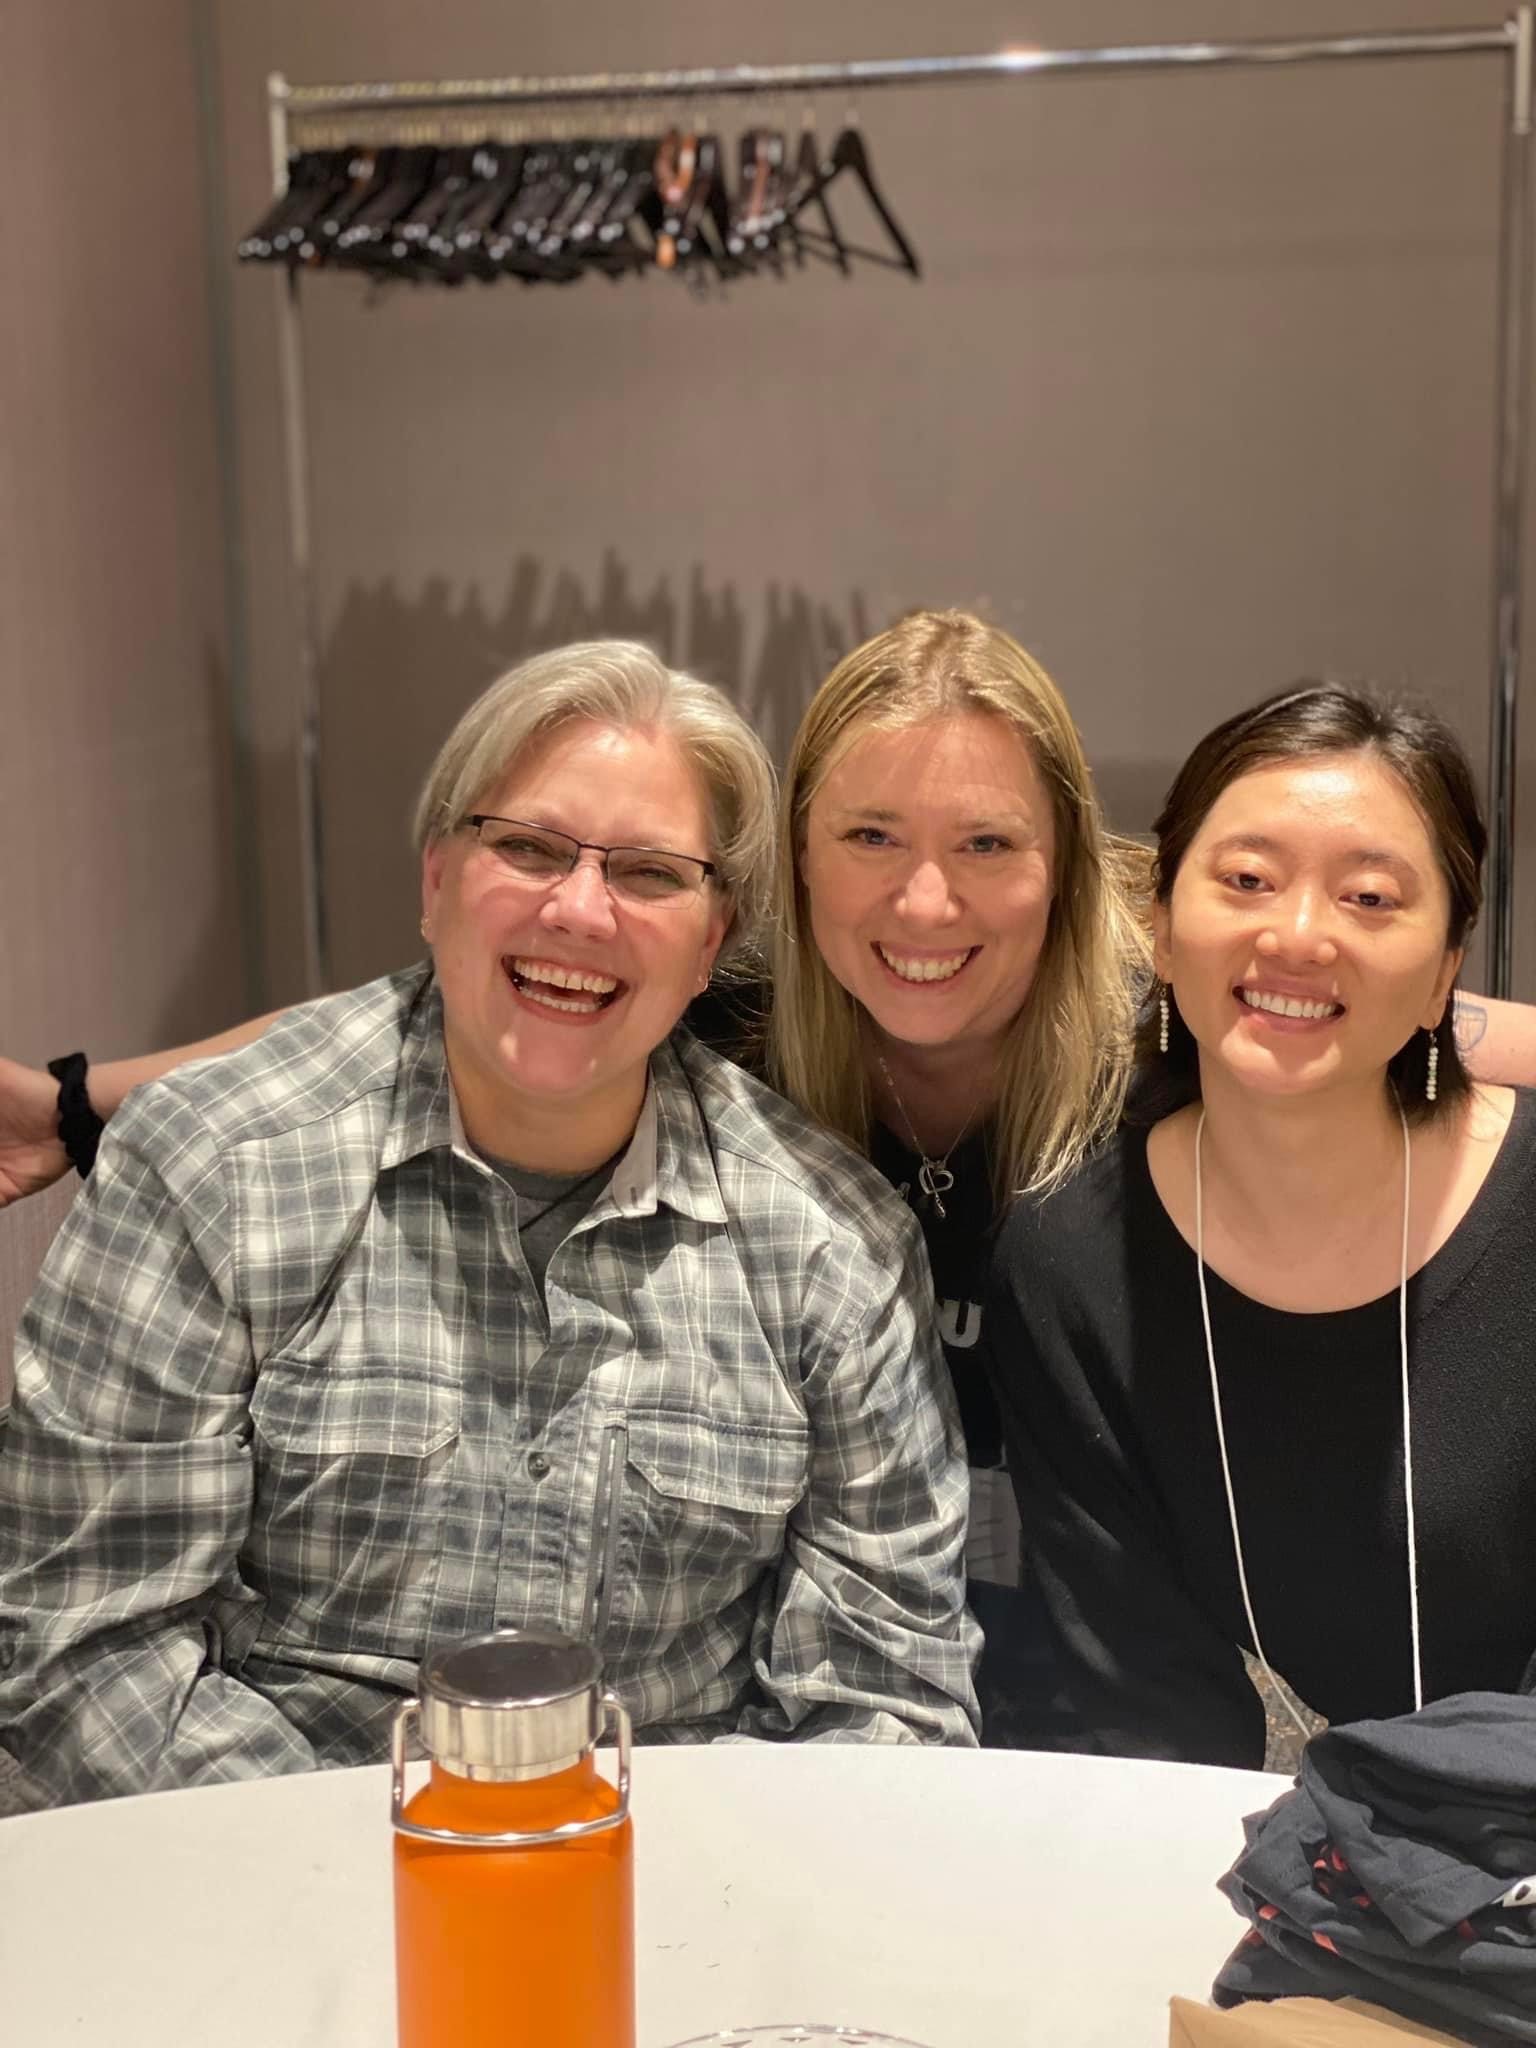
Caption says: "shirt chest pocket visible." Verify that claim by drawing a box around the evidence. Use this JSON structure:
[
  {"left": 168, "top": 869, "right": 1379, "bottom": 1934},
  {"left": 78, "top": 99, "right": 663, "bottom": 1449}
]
[
  {"left": 245, "top": 1359, "right": 461, "bottom": 1660},
  {"left": 604, "top": 1406, "right": 809, "bottom": 1636}
]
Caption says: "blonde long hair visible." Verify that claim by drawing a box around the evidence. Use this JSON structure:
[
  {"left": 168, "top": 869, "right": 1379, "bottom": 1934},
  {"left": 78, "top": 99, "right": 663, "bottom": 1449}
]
[{"left": 768, "top": 611, "right": 1150, "bottom": 1198}]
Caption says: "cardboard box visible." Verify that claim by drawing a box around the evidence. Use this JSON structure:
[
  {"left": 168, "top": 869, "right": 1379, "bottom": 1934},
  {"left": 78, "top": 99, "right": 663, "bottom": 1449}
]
[{"left": 1168, "top": 1995, "right": 1469, "bottom": 2046}]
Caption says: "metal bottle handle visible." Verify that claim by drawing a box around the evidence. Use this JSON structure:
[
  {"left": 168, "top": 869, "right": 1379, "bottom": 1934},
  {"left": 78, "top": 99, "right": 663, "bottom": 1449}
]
[{"left": 389, "top": 1691, "right": 633, "bottom": 1847}]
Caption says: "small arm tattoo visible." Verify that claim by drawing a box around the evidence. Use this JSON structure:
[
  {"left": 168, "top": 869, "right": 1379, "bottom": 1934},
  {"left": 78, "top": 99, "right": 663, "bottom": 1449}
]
[{"left": 1453, "top": 994, "right": 1488, "bottom": 1052}]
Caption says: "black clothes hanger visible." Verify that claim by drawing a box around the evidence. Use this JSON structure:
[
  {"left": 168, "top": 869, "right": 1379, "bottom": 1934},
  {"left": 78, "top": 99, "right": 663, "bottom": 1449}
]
[
  {"left": 789, "top": 125, "right": 920, "bottom": 277},
  {"left": 485, "top": 146, "right": 587, "bottom": 281},
  {"left": 422, "top": 145, "right": 508, "bottom": 267},
  {"left": 238, "top": 150, "right": 343, "bottom": 262},
  {"left": 538, "top": 141, "right": 605, "bottom": 258},
  {"left": 567, "top": 141, "right": 638, "bottom": 249},
  {"left": 332, "top": 146, "right": 440, "bottom": 266},
  {"left": 835, "top": 127, "right": 920, "bottom": 275},
  {"left": 673, "top": 134, "right": 742, "bottom": 279},
  {"left": 312, "top": 148, "right": 404, "bottom": 262},
  {"left": 595, "top": 140, "right": 659, "bottom": 248},
  {"left": 439, "top": 144, "right": 530, "bottom": 278},
  {"left": 783, "top": 125, "right": 850, "bottom": 274},
  {"left": 393, "top": 147, "right": 480, "bottom": 254}
]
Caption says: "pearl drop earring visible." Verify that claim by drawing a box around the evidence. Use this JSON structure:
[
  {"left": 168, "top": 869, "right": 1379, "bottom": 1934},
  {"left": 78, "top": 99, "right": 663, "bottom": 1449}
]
[
  {"left": 1158, "top": 988, "right": 1170, "bottom": 1055},
  {"left": 1425, "top": 1027, "right": 1439, "bottom": 1103}
]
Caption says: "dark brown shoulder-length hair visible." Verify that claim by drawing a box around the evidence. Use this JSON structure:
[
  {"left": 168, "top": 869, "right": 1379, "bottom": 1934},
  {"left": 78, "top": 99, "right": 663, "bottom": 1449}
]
[{"left": 1131, "top": 684, "right": 1485, "bottom": 1126}]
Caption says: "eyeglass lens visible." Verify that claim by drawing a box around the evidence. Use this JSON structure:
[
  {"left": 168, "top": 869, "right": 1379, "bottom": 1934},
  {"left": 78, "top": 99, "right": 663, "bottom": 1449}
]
[{"left": 474, "top": 818, "right": 707, "bottom": 900}]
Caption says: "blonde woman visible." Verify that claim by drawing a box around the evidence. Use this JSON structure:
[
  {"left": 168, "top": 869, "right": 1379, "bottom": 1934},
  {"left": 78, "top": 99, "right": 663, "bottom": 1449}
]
[{"left": 720, "top": 612, "right": 1138, "bottom": 1743}]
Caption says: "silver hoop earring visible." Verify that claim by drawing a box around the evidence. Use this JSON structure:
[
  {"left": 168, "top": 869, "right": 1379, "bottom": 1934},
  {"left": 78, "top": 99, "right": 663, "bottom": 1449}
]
[
  {"left": 1158, "top": 987, "right": 1170, "bottom": 1054},
  {"left": 1425, "top": 1026, "right": 1439, "bottom": 1103}
]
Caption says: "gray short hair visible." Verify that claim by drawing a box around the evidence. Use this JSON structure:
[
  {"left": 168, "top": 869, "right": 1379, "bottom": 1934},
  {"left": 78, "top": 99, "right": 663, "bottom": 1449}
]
[{"left": 413, "top": 640, "right": 776, "bottom": 958}]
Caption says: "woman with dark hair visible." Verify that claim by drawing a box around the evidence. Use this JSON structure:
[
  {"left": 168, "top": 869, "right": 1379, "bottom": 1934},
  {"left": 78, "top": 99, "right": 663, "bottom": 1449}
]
[{"left": 987, "top": 685, "right": 1536, "bottom": 1769}]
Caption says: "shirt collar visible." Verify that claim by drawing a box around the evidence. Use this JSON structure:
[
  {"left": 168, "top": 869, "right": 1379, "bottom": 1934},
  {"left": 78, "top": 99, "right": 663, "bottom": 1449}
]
[
  {"left": 379, "top": 974, "right": 456, "bottom": 1172},
  {"left": 604, "top": 1037, "right": 728, "bottom": 1224},
  {"left": 380, "top": 980, "right": 728, "bottom": 1224}
]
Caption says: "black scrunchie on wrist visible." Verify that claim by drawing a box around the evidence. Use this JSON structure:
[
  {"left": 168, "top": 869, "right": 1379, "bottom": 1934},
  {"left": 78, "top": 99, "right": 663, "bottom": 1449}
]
[{"left": 47, "top": 1051, "right": 105, "bottom": 1178}]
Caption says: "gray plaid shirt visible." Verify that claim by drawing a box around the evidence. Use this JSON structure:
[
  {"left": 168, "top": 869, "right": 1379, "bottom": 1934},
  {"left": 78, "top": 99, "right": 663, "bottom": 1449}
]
[{"left": 0, "top": 968, "right": 979, "bottom": 1802}]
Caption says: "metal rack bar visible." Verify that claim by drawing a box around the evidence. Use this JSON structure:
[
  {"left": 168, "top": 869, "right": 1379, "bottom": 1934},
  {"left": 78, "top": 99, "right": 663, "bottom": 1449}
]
[
  {"left": 268, "top": 76, "right": 325, "bottom": 997},
  {"left": 1488, "top": 8, "right": 1534, "bottom": 998},
  {"left": 274, "top": 29, "right": 1516, "bottom": 117},
  {"left": 266, "top": 16, "right": 1533, "bottom": 998}
]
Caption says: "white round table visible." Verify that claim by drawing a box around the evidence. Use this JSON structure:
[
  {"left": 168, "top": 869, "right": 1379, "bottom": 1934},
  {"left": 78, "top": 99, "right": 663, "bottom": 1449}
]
[{"left": 0, "top": 1744, "right": 1282, "bottom": 2047}]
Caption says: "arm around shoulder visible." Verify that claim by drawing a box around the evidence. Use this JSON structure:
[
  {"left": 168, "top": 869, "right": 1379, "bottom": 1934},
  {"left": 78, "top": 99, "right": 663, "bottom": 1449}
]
[
  {"left": 0, "top": 1011, "right": 289, "bottom": 1212},
  {"left": 1454, "top": 992, "right": 1536, "bottom": 1088},
  {"left": 87, "top": 1008, "right": 290, "bottom": 1115}
]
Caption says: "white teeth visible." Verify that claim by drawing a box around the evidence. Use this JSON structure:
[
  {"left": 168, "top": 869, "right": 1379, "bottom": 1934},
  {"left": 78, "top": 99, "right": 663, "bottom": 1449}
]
[
  {"left": 1239, "top": 988, "right": 1341, "bottom": 1021},
  {"left": 512, "top": 957, "right": 618, "bottom": 995},
  {"left": 521, "top": 987, "right": 605, "bottom": 1015},
  {"left": 877, "top": 945, "right": 971, "bottom": 984}
]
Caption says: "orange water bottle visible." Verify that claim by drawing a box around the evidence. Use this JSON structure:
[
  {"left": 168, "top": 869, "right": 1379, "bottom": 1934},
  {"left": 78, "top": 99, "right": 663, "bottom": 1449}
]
[{"left": 392, "top": 1628, "right": 634, "bottom": 2048}]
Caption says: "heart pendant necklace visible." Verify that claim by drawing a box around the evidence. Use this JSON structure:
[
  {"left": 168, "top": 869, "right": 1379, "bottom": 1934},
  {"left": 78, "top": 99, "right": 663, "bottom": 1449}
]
[{"left": 874, "top": 1052, "right": 980, "bottom": 1222}]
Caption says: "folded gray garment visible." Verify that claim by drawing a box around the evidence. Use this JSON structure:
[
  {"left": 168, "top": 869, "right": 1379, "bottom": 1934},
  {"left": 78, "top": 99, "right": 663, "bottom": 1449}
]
[{"left": 1213, "top": 1690, "right": 1536, "bottom": 2045}]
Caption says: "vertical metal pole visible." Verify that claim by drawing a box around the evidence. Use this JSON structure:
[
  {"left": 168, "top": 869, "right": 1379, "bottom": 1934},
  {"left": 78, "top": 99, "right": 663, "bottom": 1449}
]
[
  {"left": 268, "top": 72, "right": 328, "bottom": 995},
  {"left": 195, "top": 11, "right": 265, "bottom": 1014},
  {"left": 1488, "top": 9, "right": 1533, "bottom": 998}
]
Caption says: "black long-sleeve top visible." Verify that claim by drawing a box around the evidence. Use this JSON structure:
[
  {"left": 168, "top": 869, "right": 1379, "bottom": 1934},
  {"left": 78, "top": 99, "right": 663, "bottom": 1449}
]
[{"left": 986, "top": 1089, "right": 1536, "bottom": 1769}]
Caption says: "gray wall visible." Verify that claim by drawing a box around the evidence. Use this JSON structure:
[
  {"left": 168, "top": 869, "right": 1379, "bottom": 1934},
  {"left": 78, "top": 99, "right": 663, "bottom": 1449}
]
[
  {"left": 0, "top": 3, "right": 244, "bottom": 1400},
  {"left": 209, "top": 0, "right": 1536, "bottom": 1003}
]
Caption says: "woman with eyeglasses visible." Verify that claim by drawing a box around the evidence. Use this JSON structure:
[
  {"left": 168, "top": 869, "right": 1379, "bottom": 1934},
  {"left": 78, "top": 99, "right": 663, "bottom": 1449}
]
[{"left": 0, "top": 642, "right": 979, "bottom": 1807}]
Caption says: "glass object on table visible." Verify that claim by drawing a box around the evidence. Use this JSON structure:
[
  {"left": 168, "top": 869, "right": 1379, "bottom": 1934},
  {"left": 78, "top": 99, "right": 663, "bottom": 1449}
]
[{"left": 662, "top": 2030, "right": 934, "bottom": 2046}]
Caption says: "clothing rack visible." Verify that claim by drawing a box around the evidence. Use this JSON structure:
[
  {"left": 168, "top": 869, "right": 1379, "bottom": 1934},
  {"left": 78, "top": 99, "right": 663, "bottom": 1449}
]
[{"left": 266, "top": 17, "right": 1534, "bottom": 998}]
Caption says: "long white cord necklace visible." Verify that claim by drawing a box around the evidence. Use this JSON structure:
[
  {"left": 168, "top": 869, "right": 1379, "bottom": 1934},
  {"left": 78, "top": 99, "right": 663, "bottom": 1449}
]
[{"left": 1193, "top": 1102, "right": 1423, "bottom": 1742}]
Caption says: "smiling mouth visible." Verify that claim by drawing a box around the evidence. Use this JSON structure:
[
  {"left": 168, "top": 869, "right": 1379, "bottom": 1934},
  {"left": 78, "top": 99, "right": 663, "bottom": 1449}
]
[
  {"left": 504, "top": 955, "right": 625, "bottom": 1016},
  {"left": 1235, "top": 986, "right": 1345, "bottom": 1023},
  {"left": 874, "top": 943, "right": 979, "bottom": 985}
]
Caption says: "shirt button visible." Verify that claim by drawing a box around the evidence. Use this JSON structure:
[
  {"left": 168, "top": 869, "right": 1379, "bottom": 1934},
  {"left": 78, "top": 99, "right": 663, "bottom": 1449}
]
[{"left": 526, "top": 1451, "right": 551, "bottom": 1480}]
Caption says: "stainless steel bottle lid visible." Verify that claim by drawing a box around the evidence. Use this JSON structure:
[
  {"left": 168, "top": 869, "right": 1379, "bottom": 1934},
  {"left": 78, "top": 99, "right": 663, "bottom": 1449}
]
[{"left": 417, "top": 1628, "right": 604, "bottom": 1781}]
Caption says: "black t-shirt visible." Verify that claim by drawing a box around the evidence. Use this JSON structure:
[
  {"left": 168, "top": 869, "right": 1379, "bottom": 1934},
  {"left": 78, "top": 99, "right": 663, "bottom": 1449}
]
[
  {"left": 866, "top": 1122, "right": 1004, "bottom": 1468},
  {"left": 987, "top": 1089, "right": 1536, "bottom": 1769},
  {"left": 688, "top": 981, "right": 1007, "bottom": 1477}
]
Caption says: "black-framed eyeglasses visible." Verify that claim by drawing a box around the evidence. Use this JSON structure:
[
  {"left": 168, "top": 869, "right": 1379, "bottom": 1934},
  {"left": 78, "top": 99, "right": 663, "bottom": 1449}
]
[{"left": 465, "top": 815, "right": 718, "bottom": 903}]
